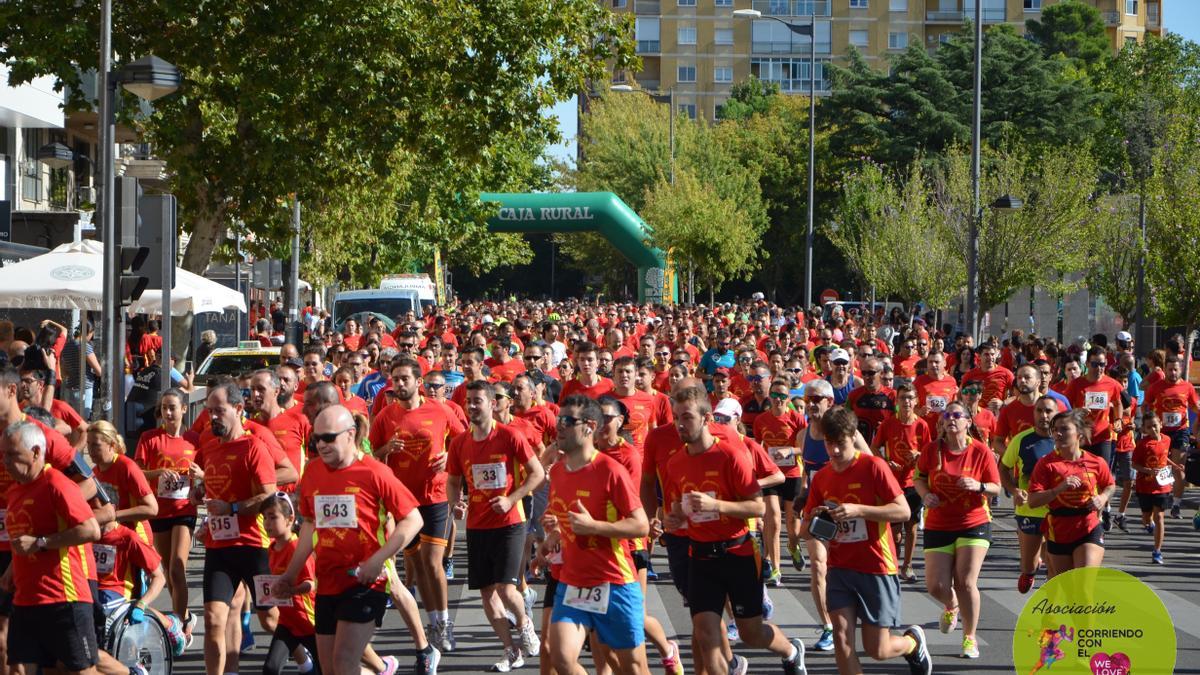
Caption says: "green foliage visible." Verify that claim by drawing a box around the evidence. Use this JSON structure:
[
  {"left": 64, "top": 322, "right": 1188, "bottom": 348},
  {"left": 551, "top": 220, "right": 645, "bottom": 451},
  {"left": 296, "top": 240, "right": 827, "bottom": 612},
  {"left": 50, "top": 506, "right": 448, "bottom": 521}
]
[
  {"left": 1084, "top": 195, "right": 1142, "bottom": 325},
  {"left": 1025, "top": 0, "right": 1110, "bottom": 69},
  {"left": 716, "top": 76, "right": 781, "bottom": 121},
  {"left": 0, "top": 0, "right": 635, "bottom": 285},
  {"left": 1145, "top": 116, "right": 1200, "bottom": 329}
]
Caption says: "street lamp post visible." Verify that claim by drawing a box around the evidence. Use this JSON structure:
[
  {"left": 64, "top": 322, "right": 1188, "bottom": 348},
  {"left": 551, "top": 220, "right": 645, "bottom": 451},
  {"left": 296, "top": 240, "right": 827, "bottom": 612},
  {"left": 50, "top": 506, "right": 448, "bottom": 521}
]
[
  {"left": 967, "top": 0, "right": 983, "bottom": 341},
  {"left": 733, "top": 8, "right": 818, "bottom": 309}
]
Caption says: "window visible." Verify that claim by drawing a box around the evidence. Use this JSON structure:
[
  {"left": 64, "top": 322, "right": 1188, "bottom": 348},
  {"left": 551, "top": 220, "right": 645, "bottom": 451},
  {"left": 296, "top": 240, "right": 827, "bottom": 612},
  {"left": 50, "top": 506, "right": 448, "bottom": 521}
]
[
  {"left": 20, "top": 128, "right": 42, "bottom": 204},
  {"left": 1147, "top": 3, "right": 1159, "bottom": 23},
  {"left": 938, "top": 32, "right": 954, "bottom": 44},
  {"left": 849, "top": 0, "right": 868, "bottom": 8},
  {"left": 677, "top": 65, "right": 696, "bottom": 82},
  {"left": 714, "top": 66, "right": 733, "bottom": 83},
  {"left": 678, "top": 0, "right": 696, "bottom": 6},
  {"left": 636, "top": 17, "right": 660, "bottom": 53},
  {"left": 888, "top": 31, "right": 908, "bottom": 49},
  {"left": 715, "top": 28, "right": 734, "bottom": 45},
  {"left": 714, "top": 0, "right": 732, "bottom": 5},
  {"left": 753, "top": 19, "right": 831, "bottom": 53},
  {"left": 750, "top": 57, "right": 829, "bottom": 91},
  {"left": 849, "top": 29, "right": 869, "bottom": 48},
  {"left": 612, "top": 0, "right": 627, "bottom": 7},
  {"left": 1126, "top": 0, "right": 1137, "bottom": 15},
  {"left": 677, "top": 25, "right": 697, "bottom": 45},
  {"left": 679, "top": 104, "right": 697, "bottom": 119},
  {"left": 1023, "top": 0, "right": 1041, "bottom": 10},
  {"left": 889, "top": 0, "right": 907, "bottom": 11}
]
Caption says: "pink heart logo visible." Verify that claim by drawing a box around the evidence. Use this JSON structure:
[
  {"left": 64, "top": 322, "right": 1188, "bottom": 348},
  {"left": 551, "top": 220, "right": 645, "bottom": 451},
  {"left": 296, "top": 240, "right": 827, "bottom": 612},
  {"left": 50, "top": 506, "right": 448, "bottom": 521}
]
[{"left": 1090, "top": 652, "right": 1131, "bottom": 675}]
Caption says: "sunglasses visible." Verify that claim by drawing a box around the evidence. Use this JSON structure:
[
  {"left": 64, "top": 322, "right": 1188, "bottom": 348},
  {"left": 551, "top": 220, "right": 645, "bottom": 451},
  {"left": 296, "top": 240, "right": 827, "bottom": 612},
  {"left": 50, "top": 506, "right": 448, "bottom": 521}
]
[
  {"left": 1089, "top": 361, "right": 1105, "bottom": 368},
  {"left": 557, "top": 414, "right": 588, "bottom": 427},
  {"left": 942, "top": 411, "right": 968, "bottom": 420},
  {"left": 804, "top": 396, "right": 827, "bottom": 404},
  {"left": 713, "top": 414, "right": 733, "bottom": 424},
  {"left": 962, "top": 388, "right": 982, "bottom": 395},
  {"left": 786, "top": 367, "right": 804, "bottom": 373},
  {"left": 271, "top": 491, "right": 295, "bottom": 518},
  {"left": 861, "top": 370, "right": 879, "bottom": 377},
  {"left": 314, "top": 427, "right": 354, "bottom": 444},
  {"left": 747, "top": 375, "right": 766, "bottom": 383},
  {"left": 671, "top": 359, "right": 688, "bottom": 366},
  {"left": 738, "top": 357, "right": 753, "bottom": 363},
  {"left": 424, "top": 382, "right": 445, "bottom": 390},
  {"left": 769, "top": 392, "right": 790, "bottom": 401}
]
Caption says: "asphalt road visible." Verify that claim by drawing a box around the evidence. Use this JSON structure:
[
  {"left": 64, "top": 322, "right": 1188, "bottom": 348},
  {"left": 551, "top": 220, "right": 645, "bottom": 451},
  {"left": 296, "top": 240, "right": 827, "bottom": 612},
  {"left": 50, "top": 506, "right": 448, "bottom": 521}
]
[{"left": 157, "top": 503, "right": 1200, "bottom": 674}]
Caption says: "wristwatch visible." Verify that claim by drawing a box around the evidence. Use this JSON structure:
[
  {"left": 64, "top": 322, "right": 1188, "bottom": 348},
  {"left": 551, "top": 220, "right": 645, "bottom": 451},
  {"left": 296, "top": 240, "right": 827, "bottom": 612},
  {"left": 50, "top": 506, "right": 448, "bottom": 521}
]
[
  {"left": 34, "top": 536, "right": 47, "bottom": 552},
  {"left": 977, "top": 483, "right": 987, "bottom": 494},
  {"left": 231, "top": 502, "right": 240, "bottom": 515}
]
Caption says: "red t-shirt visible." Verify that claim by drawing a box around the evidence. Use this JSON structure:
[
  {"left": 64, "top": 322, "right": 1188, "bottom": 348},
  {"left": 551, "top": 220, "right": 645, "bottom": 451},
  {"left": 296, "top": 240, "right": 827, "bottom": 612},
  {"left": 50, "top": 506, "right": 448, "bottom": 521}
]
[
  {"left": 447, "top": 423, "right": 536, "bottom": 530},
  {"left": 752, "top": 409, "right": 806, "bottom": 479},
  {"left": 995, "top": 399, "right": 1037, "bottom": 446},
  {"left": 297, "top": 455, "right": 419, "bottom": 596},
  {"left": 914, "top": 374, "right": 958, "bottom": 431},
  {"left": 264, "top": 407, "right": 312, "bottom": 489},
  {"left": 0, "top": 417, "right": 77, "bottom": 553},
  {"left": 5, "top": 466, "right": 95, "bottom": 605},
  {"left": 615, "top": 390, "right": 662, "bottom": 451},
  {"left": 1029, "top": 450, "right": 1114, "bottom": 544},
  {"left": 652, "top": 370, "right": 672, "bottom": 394},
  {"left": 1132, "top": 436, "right": 1173, "bottom": 495},
  {"left": 894, "top": 354, "right": 921, "bottom": 379},
  {"left": 846, "top": 386, "right": 895, "bottom": 441},
  {"left": 368, "top": 399, "right": 467, "bottom": 505},
  {"left": 915, "top": 438, "right": 1000, "bottom": 531},
  {"left": 18, "top": 399, "right": 85, "bottom": 432},
  {"left": 96, "top": 523, "right": 161, "bottom": 599},
  {"left": 874, "top": 416, "right": 931, "bottom": 488},
  {"left": 662, "top": 437, "right": 758, "bottom": 553},
  {"left": 559, "top": 377, "right": 615, "bottom": 401},
  {"left": 547, "top": 452, "right": 641, "bottom": 588},
  {"left": 803, "top": 452, "right": 902, "bottom": 575},
  {"left": 135, "top": 428, "right": 200, "bottom": 520},
  {"left": 1065, "top": 375, "right": 1124, "bottom": 442},
  {"left": 198, "top": 433, "right": 277, "bottom": 549},
  {"left": 94, "top": 454, "right": 154, "bottom": 541},
  {"left": 971, "top": 407, "right": 997, "bottom": 444},
  {"left": 515, "top": 405, "right": 558, "bottom": 445},
  {"left": 343, "top": 394, "right": 370, "bottom": 418},
  {"left": 485, "top": 357, "right": 526, "bottom": 383},
  {"left": 1144, "top": 378, "right": 1198, "bottom": 431},
  {"left": 269, "top": 534, "right": 317, "bottom": 637},
  {"left": 598, "top": 437, "right": 642, "bottom": 489},
  {"left": 743, "top": 436, "right": 779, "bottom": 482},
  {"left": 962, "top": 366, "right": 1014, "bottom": 407}
]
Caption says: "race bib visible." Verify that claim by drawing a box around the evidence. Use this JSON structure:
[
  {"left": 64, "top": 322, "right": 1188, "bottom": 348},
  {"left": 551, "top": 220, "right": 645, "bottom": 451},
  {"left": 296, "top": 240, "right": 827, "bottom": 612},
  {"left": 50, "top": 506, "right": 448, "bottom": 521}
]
[
  {"left": 563, "top": 582, "right": 611, "bottom": 614},
  {"left": 157, "top": 474, "right": 190, "bottom": 500},
  {"left": 314, "top": 495, "right": 357, "bottom": 529},
  {"left": 472, "top": 462, "right": 507, "bottom": 491},
  {"left": 927, "top": 396, "right": 948, "bottom": 413},
  {"left": 770, "top": 447, "right": 798, "bottom": 468},
  {"left": 683, "top": 492, "right": 719, "bottom": 523},
  {"left": 253, "top": 574, "right": 293, "bottom": 607},
  {"left": 1163, "top": 412, "right": 1183, "bottom": 428},
  {"left": 1156, "top": 467, "right": 1175, "bottom": 487},
  {"left": 548, "top": 542, "right": 563, "bottom": 566},
  {"left": 834, "top": 517, "right": 867, "bottom": 544},
  {"left": 208, "top": 515, "right": 241, "bottom": 541},
  {"left": 1085, "top": 391, "right": 1109, "bottom": 411},
  {"left": 0, "top": 508, "right": 7, "bottom": 543},
  {"left": 94, "top": 544, "right": 116, "bottom": 575}
]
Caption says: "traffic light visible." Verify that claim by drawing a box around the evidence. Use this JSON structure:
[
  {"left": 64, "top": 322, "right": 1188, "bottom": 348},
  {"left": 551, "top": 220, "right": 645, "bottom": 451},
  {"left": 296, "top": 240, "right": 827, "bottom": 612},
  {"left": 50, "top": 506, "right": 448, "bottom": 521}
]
[{"left": 118, "top": 245, "right": 150, "bottom": 305}]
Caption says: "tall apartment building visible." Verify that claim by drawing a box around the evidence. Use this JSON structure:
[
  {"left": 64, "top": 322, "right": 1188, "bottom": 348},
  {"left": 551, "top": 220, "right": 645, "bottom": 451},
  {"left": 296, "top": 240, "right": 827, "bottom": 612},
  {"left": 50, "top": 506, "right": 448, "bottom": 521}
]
[{"left": 611, "top": 0, "right": 1165, "bottom": 121}]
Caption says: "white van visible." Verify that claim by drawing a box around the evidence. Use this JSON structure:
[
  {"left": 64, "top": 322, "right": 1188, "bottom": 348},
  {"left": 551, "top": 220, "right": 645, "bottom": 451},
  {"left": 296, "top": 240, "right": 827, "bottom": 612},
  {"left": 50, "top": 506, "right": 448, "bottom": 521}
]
[{"left": 380, "top": 274, "right": 437, "bottom": 313}]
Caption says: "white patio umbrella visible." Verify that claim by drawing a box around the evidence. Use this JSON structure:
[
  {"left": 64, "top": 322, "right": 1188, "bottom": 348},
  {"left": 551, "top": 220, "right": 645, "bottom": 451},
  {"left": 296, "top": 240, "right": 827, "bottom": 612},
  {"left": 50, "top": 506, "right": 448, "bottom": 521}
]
[{"left": 0, "top": 240, "right": 245, "bottom": 315}]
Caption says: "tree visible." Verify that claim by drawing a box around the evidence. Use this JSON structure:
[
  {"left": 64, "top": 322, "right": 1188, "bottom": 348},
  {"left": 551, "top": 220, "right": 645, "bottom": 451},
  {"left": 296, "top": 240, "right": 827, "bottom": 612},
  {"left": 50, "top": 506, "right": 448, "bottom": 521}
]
[
  {"left": 0, "top": 0, "right": 635, "bottom": 286},
  {"left": 1084, "top": 195, "right": 1141, "bottom": 325},
  {"left": 1145, "top": 116, "right": 1200, "bottom": 359},
  {"left": 716, "top": 76, "right": 780, "bottom": 121},
  {"left": 1025, "top": 0, "right": 1110, "bottom": 70}
]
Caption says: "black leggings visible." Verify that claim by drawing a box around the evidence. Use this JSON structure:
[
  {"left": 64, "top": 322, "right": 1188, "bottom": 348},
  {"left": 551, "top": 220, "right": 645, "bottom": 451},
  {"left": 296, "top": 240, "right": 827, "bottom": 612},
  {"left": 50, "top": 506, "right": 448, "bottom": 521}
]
[{"left": 263, "top": 625, "right": 320, "bottom": 675}]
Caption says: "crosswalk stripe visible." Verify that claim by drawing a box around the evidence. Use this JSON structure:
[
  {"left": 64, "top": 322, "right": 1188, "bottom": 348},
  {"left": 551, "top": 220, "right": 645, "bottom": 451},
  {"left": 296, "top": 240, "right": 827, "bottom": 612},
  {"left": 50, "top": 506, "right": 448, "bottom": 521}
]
[{"left": 1139, "top": 587, "right": 1200, "bottom": 640}]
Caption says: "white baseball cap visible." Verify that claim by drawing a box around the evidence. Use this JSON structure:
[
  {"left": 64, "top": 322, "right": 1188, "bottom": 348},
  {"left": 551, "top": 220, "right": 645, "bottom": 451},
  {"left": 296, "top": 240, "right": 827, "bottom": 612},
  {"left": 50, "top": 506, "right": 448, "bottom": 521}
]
[
  {"left": 830, "top": 348, "right": 851, "bottom": 364},
  {"left": 713, "top": 398, "right": 743, "bottom": 419},
  {"left": 1116, "top": 330, "right": 1133, "bottom": 343}
]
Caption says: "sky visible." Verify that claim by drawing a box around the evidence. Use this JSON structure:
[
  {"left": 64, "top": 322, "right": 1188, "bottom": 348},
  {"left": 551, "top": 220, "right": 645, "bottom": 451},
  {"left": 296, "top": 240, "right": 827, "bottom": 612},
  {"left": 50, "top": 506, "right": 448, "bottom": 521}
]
[{"left": 540, "top": 3, "right": 1200, "bottom": 166}]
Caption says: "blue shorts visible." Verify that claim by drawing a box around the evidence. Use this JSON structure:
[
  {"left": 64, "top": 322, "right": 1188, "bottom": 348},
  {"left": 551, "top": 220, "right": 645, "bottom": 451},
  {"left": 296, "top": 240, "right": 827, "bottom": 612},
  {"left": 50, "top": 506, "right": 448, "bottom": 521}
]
[
  {"left": 552, "top": 580, "right": 644, "bottom": 650},
  {"left": 1015, "top": 515, "right": 1044, "bottom": 536}
]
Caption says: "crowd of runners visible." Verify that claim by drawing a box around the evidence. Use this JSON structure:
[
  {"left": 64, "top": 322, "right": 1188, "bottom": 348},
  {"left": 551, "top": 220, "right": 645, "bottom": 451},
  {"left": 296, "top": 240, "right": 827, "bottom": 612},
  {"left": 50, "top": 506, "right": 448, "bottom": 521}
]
[{"left": 1, "top": 298, "right": 1196, "bottom": 675}]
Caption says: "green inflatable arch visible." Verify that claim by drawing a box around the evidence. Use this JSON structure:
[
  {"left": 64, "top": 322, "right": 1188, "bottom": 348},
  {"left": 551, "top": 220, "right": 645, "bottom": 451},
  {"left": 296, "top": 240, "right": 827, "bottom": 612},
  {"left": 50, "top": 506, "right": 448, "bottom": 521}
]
[{"left": 481, "top": 192, "right": 675, "bottom": 303}]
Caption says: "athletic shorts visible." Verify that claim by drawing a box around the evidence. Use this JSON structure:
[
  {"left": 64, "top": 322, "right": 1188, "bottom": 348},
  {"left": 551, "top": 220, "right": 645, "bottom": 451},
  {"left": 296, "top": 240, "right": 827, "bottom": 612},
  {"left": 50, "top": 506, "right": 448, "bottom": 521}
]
[
  {"left": 544, "top": 574, "right": 560, "bottom": 611},
  {"left": 0, "top": 552, "right": 11, "bottom": 616},
  {"left": 8, "top": 602, "right": 98, "bottom": 670},
  {"left": 825, "top": 568, "right": 902, "bottom": 628},
  {"left": 1137, "top": 492, "right": 1171, "bottom": 513},
  {"left": 466, "top": 523, "right": 526, "bottom": 590},
  {"left": 1111, "top": 451, "right": 1133, "bottom": 483},
  {"left": 1046, "top": 525, "right": 1104, "bottom": 556},
  {"left": 763, "top": 476, "right": 798, "bottom": 502},
  {"left": 1166, "top": 428, "right": 1192, "bottom": 452},
  {"left": 924, "top": 523, "right": 992, "bottom": 553},
  {"left": 1084, "top": 440, "right": 1114, "bottom": 469},
  {"left": 150, "top": 515, "right": 197, "bottom": 533},
  {"left": 314, "top": 586, "right": 387, "bottom": 635},
  {"left": 552, "top": 580, "right": 644, "bottom": 650},
  {"left": 405, "top": 502, "right": 450, "bottom": 551},
  {"left": 903, "top": 487, "right": 923, "bottom": 524},
  {"left": 528, "top": 483, "right": 550, "bottom": 538},
  {"left": 661, "top": 533, "right": 691, "bottom": 599},
  {"left": 632, "top": 548, "right": 651, "bottom": 571},
  {"left": 1015, "top": 515, "right": 1045, "bottom": 536},
  {"left": 202, "top": 545, "right": 271, "bottom": 608},
  {"left": 687, "top": 553, "right": 762, "bottom": 619}
]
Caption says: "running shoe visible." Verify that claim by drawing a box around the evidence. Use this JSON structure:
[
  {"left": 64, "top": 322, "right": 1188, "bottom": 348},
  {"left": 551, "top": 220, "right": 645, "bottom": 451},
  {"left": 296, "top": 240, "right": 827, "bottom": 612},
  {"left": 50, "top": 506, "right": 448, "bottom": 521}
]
[
  {"left": 1018, "top": 573, "right": 1035, "bottom": 594},
  {"left": 729, "top": 654, "right": 749, "bottom": 675},
  {"left": 1144, "top": 521, "right": 1156, "bottom": 535},
  {"left": 661, "top": 640, "right": 684, "bottom": 675},
  {"left": 415, "top": 646, "right": 441, "bottom": 675},
  {"left": 1170, "top": 504, "right": 1181, "bottom": 519},
  {"left": 1102, "top": 510, "right": 1112, "bottom": 532},
  {"left": 519, "top": 619, "right": 541, "bottom": 656},
  {"left": 898, "top": 565, "right": 917, "bottom": 583},
  {"left": 961, "top": 636, "right": 980, "bottom": 659},
  {"left": 430, "top": 620, "right": 456, "bottom": 653},
  {"left": 380, "top": 655, "right": 400, "bottom": 675},
  {"left": 781, "top": 637, "right": 807, "bottom": 675},
  {"left": 646, "top": 561, "right": 659, "bottom": 581},
  {"left": 939, "top": 607, "right": 959, "bottom": 634},
  {"left": 762, "top": 558, "right": 775, "bottom": 582},
  {"left": 903, "top": 625, "right": 933, "bottom": 675},
  {"left": 444, "top": 556, "right": 455, "bottom": 580},
  {"left": 240, "top": 611, "right": 255, "bottom": 652},
  {"left": 131, "top": 665, "right": 149, "bottom": 675},
  {"left": 763, "top": 588, "right": 774, "bottom": 620},
  {"left": 1152, "top": 549, "right": 1164, "bottom": 565},
  {"left": 489, "top": 648, "right": 524, "bottom": 673},
  {"left": 791, "top": 545, "right": 806, "bottom": 572},
  {"left": 769, "top": 568, "right": 783, "bottom": 587},
  {"left": 1114, "top": 512, "right": 1128, "bottom": 532},
  {"left": 813, "top": 627, "right": 834, "bottom": 652},
  {"left": 727, "top": 621, "right": 740, "bottom": 644},
  {"left": 523, "top": 587, "right": 538, "bottom": 621}
]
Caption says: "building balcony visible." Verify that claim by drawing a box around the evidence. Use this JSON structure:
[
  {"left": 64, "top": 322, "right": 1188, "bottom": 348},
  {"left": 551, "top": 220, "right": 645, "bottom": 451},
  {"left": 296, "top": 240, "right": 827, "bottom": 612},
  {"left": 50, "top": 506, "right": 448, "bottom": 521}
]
[
  {"left": 1102, "top": 11, "right": 1121, "bottom": 25},
  {"left": 750, "top": 0, "right": 831, "bottom": 17},
  {"left": 927, "top": 8, "right": 1005, "bottom": 24},
  {"left": 637, "top": 40, "right": 660, "bottom": 54},
  {"left": 634, "top": 0, "right": 659, "bottom": 14},
  {"left": 752, "top": 40, "right": 832, "bottom": 54}
]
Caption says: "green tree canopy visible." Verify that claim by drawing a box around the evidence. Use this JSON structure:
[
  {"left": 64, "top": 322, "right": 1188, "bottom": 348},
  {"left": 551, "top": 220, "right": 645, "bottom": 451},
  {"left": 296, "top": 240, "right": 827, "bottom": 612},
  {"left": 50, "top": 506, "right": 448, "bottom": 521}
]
[{"left": 1025, "top": 0, "right": 1111, "bottom": 69}]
